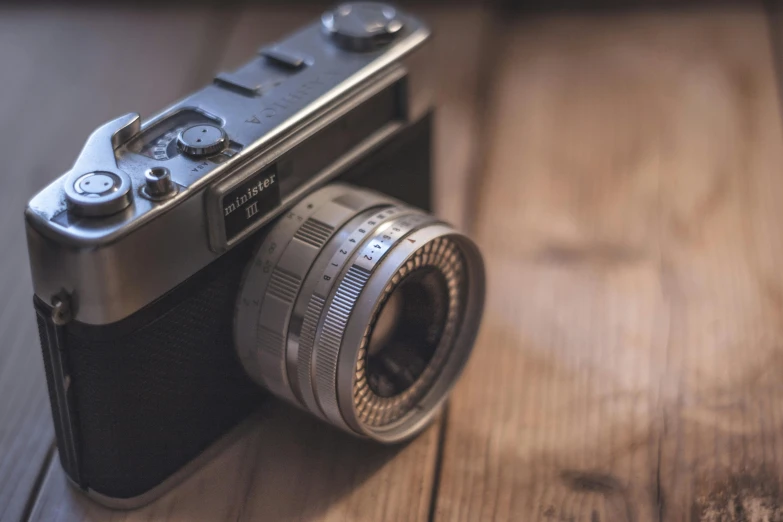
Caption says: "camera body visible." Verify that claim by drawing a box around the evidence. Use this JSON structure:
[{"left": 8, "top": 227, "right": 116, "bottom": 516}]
[
  {"left": 26, "top": 4, "right": 483, "bottom": 509},
  {"left": 31, "top": 118, "right": 433, "bottom": 505}
]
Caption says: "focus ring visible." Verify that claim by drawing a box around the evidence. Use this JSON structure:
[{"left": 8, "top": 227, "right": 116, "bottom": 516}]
[
  {"left": 294, "top": 293, "right": 326, "bottom": 413},
  {"left": 291, "top": 205, "right": 410, "bottom": 419},
  {"left": 314, "top": 265, "right": 372, "bottom": 422},
  {"left": 235, "top": 184, "right": 398, "bottom": 403},
  {"left": 312, "top": 213, "right": 437, "bottom": 427}
]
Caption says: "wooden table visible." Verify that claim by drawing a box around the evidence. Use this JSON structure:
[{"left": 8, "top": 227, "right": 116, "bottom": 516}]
[{"left": 3, "top": 3, "right": 783, "bottom": 521}]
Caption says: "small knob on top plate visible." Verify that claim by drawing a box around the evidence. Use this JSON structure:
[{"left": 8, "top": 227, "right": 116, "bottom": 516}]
[
  {"left": 321, "top": 3, "right": 404, "bottom": 52},
  {"left": 177, "top": 124, "right": 228, "bottom": 157},
  {"left": 142, "top": 167, "right": 178, "bottom": 200}
]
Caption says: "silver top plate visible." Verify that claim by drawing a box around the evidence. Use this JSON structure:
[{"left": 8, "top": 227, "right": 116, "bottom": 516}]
[{"left": 25, "top": 5, "right": 431, "bottom": 325}]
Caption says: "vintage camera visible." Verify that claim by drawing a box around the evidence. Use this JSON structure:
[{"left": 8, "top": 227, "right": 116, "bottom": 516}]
[{"left": 25, "top": 3, "right": 485, "bottom": 508}]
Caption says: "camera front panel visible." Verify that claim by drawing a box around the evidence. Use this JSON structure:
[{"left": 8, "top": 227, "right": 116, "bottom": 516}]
[{"left": 35, "top": 113, "right": 433, "bottom": 502}]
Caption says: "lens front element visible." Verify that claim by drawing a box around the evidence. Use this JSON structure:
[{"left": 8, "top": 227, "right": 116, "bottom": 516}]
[
  {"left": 366, "top": 266, "right": 449, "bottom": 398},
  {"left": 235, "top": 184, "right": 485, "bottom": 442},
  {"left": 356, "top": 241, "right": 464, "bottom": 428}
]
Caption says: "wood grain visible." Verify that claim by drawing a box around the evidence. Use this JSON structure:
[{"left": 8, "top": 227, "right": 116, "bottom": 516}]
[
  {"left": 435, "top": 5, "right": 783, "bottom": 522},
  {"left": 22, "top": 6, "right": 492, "bottom": 522},
  {"left": 0, "top": 8, "right": 234, "bottom": 521}
]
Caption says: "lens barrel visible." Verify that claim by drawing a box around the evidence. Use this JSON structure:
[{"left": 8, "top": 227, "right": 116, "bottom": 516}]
[{"left": 235, "top": 184, "right": 484, "bottom": 442}]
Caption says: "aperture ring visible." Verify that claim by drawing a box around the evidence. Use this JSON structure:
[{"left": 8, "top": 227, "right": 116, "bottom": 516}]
[
  {"left": 291, "top": 205, "right": 411, "bottom": 418},
  {"left": 312, "top": 212, "right": 438, "bottom": 428}
]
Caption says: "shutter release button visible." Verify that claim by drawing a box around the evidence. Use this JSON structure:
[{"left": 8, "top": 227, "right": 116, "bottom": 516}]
[
  {"left": 66, "top": 170, "right": 132, "bottom": 217},
  {"left": 177, "top": 124, "right": 228, "bottom": 157},
  {"left": 62, "top": 113, "right": 138, "bottom": 217},
  {"left": 75, "top": 172, "right": 120, "bottom": 196}
]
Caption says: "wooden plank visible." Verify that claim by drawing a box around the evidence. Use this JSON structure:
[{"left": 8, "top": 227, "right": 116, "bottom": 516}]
[
  {"left": 0, "top": 7, "right": 232, "bottom": 521},
  {"left": 434, "top": 6, "right": 783, "bottom": 522},
  {"left": 26, "top": 6, "right": 492, "bottom": 521}
]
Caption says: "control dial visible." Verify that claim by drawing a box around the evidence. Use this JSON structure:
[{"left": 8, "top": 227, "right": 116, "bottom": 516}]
[{"left": 176, "top": 124, "right": 228, "bottom": 158}]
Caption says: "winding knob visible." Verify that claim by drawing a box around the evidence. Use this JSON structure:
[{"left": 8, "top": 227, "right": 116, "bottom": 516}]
[{"left": 321, "top": 3, "right": 404, "bottom": 52}]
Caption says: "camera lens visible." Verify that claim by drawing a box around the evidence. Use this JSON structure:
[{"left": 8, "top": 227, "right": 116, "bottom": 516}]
[
  {"left": 235, "top": 184, "right": 484, "bottom": 442},
  {"left": 366, "top": 267, "right": 447, "bottom": 398}
]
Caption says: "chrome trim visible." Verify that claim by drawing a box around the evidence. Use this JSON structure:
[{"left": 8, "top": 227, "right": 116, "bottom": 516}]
[
  {"left": 288, "top": 206, "right": 409, "bottom": 418},
  {"left": 336, "top": 228, "right": 485, "bottom": 441},
  {"left": 312, "top": 212, "right": 436, "bottom": 431}
]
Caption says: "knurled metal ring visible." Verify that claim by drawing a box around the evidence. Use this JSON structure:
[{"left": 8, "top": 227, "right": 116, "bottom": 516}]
[
  {"left": 311, "top": 212, "right": 437, "bottom": 428},
  {"left": 290, "top": 205, "right": 411, "bottom": 418},
  {"left": 235, "top": 184, "right": 400, "bottom": 404}
]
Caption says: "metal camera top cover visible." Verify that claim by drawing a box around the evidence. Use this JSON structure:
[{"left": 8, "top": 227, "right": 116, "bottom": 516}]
[{"left": 24, "top": 2, "right": 431, "bottom": 326}]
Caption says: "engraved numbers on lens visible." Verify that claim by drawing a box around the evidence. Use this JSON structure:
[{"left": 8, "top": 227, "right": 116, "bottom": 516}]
[
  {"left": 354, "top": 213, "right": 429, "bottom": 272},
  {"left": 316, "top": 207, "right": 405, "bottom": 293}
]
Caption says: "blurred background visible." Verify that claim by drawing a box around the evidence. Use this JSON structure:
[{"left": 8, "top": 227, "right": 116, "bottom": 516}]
[{"left": 5, "top": 1, "right": 783, "bottom": 521}]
